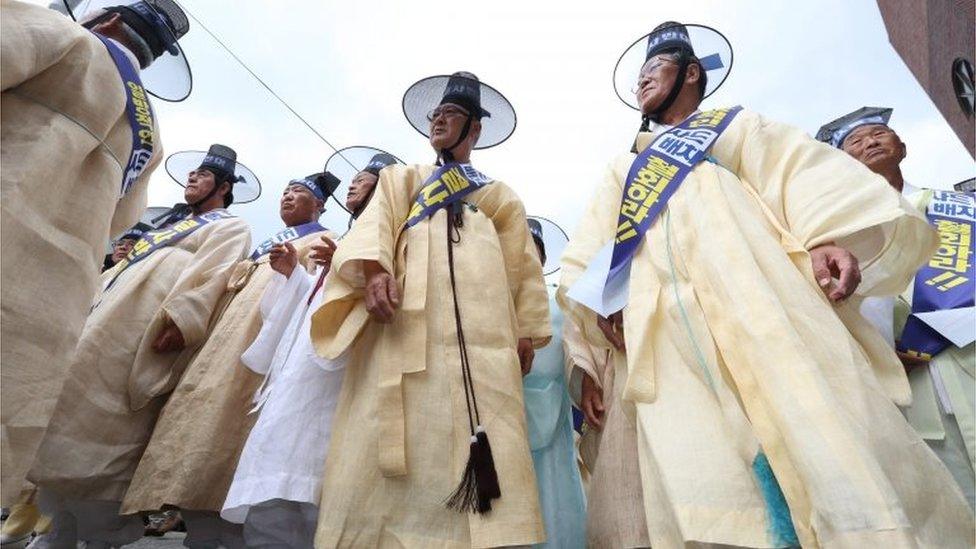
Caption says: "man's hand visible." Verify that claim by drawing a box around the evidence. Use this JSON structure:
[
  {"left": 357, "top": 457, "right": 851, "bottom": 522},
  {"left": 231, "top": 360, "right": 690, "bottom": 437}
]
[
  {"left": 517, "top": 337, "right": 534, "bottom": 376},
  {"left": 597, "top": 311, "right": 625, "bottom": 351},
  {"left": 809, "top": 243, "right": 861, "bottom": 302},
  {"left": 269, "top": 242, "right": 298, "bottom": 277},
  {"left": 363, "top": 260, "right": 400, "bottom": 323},
  {"left": 309, "top": 235, "right": 337, "bottom": 271},
  {"left": 151, "top": 322, "right": 186, "bottom": 354},
  {"left": 581, "top": 373, "right": 606, "bottom": 431},
  {"left": 896, "top": 350, "right": 930, "bottom": 373}
]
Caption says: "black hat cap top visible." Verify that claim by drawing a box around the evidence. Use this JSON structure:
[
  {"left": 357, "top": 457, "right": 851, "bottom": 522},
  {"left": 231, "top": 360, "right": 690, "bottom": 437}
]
[
  {"left": 646, "top": 21, "right": 695, "bottom": 62},
  {"left": 362, "top": 153, "right": 399, "bottom": 176},
  {"left": 316, "top": 171, "right": 341, "bottom": 196},
  {"left": 440, "top": 71, "right": 492, "bottom": 120},
  {"left": 106, "top": 0, "right": 188, "bottom": 58},
  {"left": 197, "top": 144, "right": 240, "bottom": 183}
]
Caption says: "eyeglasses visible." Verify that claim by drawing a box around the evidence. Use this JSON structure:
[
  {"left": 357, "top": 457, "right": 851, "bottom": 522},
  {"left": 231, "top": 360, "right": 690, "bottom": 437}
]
[
  {"left": 426, "top": 105, "right": 470, "bottom": 122},
  {"left": 630, "top": 58, "right": 677, "bottom": 95}
]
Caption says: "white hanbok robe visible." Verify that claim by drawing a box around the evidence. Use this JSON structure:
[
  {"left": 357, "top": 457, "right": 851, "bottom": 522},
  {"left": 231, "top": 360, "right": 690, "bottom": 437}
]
[{"left": 221, "top": 265, "right": 346, "bottom": 524}]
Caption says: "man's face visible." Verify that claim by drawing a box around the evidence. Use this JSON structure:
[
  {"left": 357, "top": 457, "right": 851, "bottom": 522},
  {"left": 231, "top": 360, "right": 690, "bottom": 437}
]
[
  {"left": 636, "top": 55, "right": 680, "bottom": 115},
  {"left": 279, "top": 184, "right": 322, "bottom": 226},
  {"left": 111, "top": 238, "right": 136, "bottom": 263},
  {"left": 841, "top": 124, "right": 906, "bottom": 178},
  {"left": 346, "top": 171, "right": 379, "bottom": 213},
  {"left": 184, "top": 169, "right": 221, "bottom": 204},
  {"left": 428, "top": 103, "right": 480, "bottom": 151}
]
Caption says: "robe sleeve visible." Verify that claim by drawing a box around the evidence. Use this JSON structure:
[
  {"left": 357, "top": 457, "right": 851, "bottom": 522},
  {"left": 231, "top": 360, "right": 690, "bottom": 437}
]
[
  {"left": 712, "top": 110, "right": 937, "bottom": 297},
  {"left": 476, "top": 182, "right": 551, "bottom": 347},
  {"left": 1, "top": 1, "right": 88, "bottom": 92},
  {"left": 241, "top": 268, "right": 316, "bottom": 375},
  {"left": 562, "top": 315, "right": 611, "bottom": 405},
  {"left": 160, "top": 217, "right": 251, "bottom": 347},
  {"left": 312, "top": 166, "right": 412, "bottom": 359},
  {"left": 557, "top": 160, "right": 628, "bottom": 349}
]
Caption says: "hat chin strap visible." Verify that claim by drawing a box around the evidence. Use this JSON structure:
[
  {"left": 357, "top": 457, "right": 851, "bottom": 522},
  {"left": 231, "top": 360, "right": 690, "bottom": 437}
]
[
  {"left": 643, "top": 50, "right": 691, "bottom": 128},
  {"left": 437, "top": 114, "right": 474, "bottom": 166},
  {"left": 189, "top": 175, "right": 236, "bottom": 211}
]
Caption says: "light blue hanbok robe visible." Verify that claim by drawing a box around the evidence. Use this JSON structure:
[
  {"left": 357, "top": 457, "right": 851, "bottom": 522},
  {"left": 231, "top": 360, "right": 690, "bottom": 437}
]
[{"left": 523, "top": 286, "right": 586, "bottom": 548}]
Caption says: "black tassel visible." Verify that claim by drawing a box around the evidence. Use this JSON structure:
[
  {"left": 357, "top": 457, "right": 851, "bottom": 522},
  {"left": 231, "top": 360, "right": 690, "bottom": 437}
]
[
  {"left": 445, "top": 427, "right": 501, "bottom": 514},
  {"left": 446, "top": 435, "right": 481, "bottom": 513},
  {"left": 473, "top": 428, "right": 500, "bottom": 501}
]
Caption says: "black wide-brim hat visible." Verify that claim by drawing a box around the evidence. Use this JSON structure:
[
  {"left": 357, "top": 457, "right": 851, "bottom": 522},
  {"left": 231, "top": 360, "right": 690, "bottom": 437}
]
[
  {"left": 527, "top": 215, "right": 569, "bottom": 276},
  {"left": 64, "top": 0, "right": 192, "bottom": 102},
  {"left": 318, "top": 146, "right": 403, "bottom": 229},
  {"left": 166, "top": 145, "right": 261, "bottom": 205},
  {"left": 402, "top": 73, "right": 517, "bottom": 149},
  {"left": 613, "top": 23, "right": 733, "bottom": 111}
]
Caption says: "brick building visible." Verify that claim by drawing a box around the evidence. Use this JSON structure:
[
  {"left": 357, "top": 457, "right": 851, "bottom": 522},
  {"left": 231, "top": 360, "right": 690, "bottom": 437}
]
[{"left": 877, "top": 0, "right": 975, "bottom": 158}]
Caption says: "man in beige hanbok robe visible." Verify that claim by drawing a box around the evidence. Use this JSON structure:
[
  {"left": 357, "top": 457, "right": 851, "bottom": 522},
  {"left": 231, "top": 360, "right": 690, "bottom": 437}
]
[
  {"left": 26, "top": 145, "right": 251, "bottom": 548},
  {"left": 310, "top": 72, "right": 551, "bottom": 548},
  {"left": 121, "top": 173, "right": 341, "bottom": 548},
  {"left": 0, "top": 0, "right": 189, "bottom": 506},
  {"left": 817, "top": 107, "right": 975, "bottom": 508},
  {"left": 562, "top": 21, "right": 973, "bottom": 548}
]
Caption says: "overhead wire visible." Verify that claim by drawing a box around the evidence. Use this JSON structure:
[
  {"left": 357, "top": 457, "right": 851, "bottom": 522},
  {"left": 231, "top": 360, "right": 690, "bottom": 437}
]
[{"left": 177, "top": 0, "right": 359, "bottom": 172}]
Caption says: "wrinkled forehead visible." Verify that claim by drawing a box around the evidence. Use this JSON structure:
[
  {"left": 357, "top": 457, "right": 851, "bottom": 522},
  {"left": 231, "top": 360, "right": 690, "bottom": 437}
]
[{"left": 843, "top": 123, "right": 896, "bottom": 144}]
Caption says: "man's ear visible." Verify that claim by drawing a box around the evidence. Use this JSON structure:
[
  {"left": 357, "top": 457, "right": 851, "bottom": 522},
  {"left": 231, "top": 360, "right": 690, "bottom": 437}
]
[
  {"left": 685, "top": 62, "right": 702, "bottom": 88},
  {"left": 899, "top": 141, "right": 908, "bottom": 162},
  {"left": 317, "top": 198, "right": 326, "bottom": 213},
  {"left": 469, "top": 119, "right": 483, "bottom": 145}
]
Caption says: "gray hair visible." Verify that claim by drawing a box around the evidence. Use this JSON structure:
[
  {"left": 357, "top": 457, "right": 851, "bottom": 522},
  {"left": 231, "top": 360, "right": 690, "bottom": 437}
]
[{"left": 120, "top": 22, "right": 155, "bottom": 68}]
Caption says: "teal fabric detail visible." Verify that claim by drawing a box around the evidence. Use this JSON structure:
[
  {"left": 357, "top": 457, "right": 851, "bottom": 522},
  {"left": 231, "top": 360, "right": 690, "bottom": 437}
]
[{"left": 753, "top": 452, "right": 800, "bottom": 548}]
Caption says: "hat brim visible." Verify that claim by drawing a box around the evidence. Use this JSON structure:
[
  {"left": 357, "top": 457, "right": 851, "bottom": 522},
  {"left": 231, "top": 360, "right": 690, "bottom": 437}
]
[
  {"left": 613, "top": 23, "right": 733, "bottom": 111},
  {"left": 166, "top": 150, "right": 261, "bottom": 204},
  {"left": 318, "top": 146, "right": 403, "bottom": 232},
  {"left": 64, "top": 0, "right": 192, "bottom": 102},
  {"left": 527, "top": 215, "right": 569, "bottom": 276},
  {"left": 402, "top": 75, "right": 517, "bottom": 150}
]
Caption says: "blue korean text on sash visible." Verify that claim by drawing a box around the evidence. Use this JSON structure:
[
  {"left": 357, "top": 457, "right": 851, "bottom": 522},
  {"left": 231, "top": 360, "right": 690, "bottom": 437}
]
[
  {"left": 93, "top": 34, "right": 156, "bottom": 197},
  {"left": 899, "top": 190, "right": 975, "bottom": 358},
  {"left": 106, "top": 210, "right": 237, "bottom": 291},
  {"left": 608, "top": 106, "right": 743, "bottom": 284},
  {"left": 249, "top": 221, "right": 326, "bottom": 261},
  {"left": 405, "top": 163, "right": 492, "bottom": 228}
]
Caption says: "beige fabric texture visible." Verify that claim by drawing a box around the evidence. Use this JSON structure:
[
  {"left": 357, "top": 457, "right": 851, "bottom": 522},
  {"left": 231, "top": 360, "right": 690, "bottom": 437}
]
[
  {"left": 558, "top": 109, "right": 973, "bottom": 548},
  {"left": 0, "top": 0, "right": 162, "bottom": 504},
  {"left": 27, "top": 215, "right": 250, "bottom": 501},
  {"left": 122, "top": 230, "right": 332, "bottom": 514},
  {"left": 309, "top": 164, "right": 551, "bottom": 548}
]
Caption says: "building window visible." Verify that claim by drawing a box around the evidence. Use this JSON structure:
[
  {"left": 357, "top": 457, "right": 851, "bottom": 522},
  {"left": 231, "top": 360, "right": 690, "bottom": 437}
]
[{"left": 952, "top": 57, "right": 975, "bottom": 118}]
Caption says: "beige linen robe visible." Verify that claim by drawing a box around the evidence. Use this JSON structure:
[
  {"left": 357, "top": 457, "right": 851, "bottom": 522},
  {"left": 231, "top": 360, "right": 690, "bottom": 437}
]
[
  {"left": 27, "top": 213, "right": 250, "bottom": 502},
  {"left": 559, "top": 109, "right": 974, "bottom": 548},
  {"left": 0, "top": 0, "right": 161, "bottom": 504},
  {"left": 310, "top": 164, "right": 551, "bottom": 548},
  {"left": 121, "top": 230, "right": 332, "bottom": 514}
]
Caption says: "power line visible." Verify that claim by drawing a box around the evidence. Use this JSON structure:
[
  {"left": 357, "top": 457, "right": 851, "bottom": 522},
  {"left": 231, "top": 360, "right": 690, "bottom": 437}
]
[{"left": 177, "top": 1, "right": 359, "bottom": 173}]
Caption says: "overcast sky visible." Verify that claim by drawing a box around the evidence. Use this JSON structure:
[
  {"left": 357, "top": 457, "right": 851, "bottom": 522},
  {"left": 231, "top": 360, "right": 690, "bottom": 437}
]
[{"left": 37, "top": 0, "right": 976, "bottom": 247}]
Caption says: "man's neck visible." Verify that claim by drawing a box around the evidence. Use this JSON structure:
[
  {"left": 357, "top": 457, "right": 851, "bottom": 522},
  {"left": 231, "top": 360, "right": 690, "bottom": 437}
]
[
  {"left": 877, "top": 166, "right": 905, "bottom": 192},
  {"left": 652, "top": 93, "right": 702, "bottom": 127},
  {"left": 191, "top": 201, "right": 224, "bottom": 216},
  {"left": 285, "top": 216, "right": 319, "bottom": 228}
]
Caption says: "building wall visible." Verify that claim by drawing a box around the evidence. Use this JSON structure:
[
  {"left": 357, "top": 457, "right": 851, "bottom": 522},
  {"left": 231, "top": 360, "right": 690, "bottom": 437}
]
[{"left": 877, "top": 0, "right": 975, "bottom": 158}]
